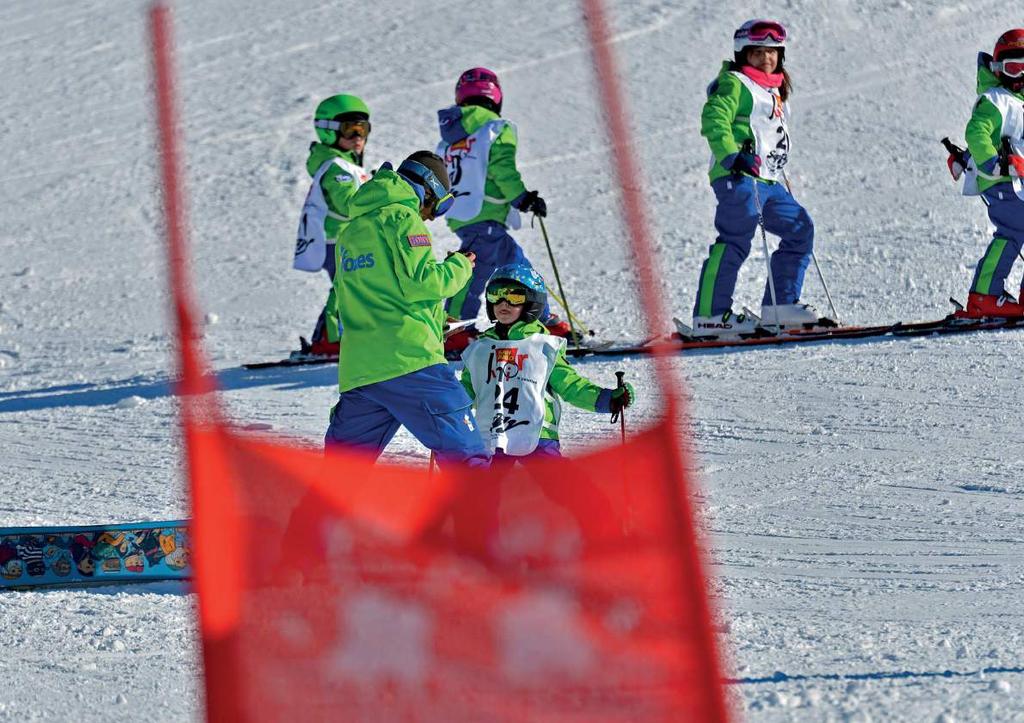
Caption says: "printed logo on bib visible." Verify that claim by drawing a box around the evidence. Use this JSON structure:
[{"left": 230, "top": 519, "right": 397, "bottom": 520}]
[
  {"left": 338, "top": 247, "right": 375, "bottom": 272},
  {"left": 407, "top": 234, "right": 431, "bottom": 247},
  {"left": 444, "top": 136, "right": 479, "bottom": 198},
  {"left": 335, "top": 173, "right": 353, "bottom": 183},
  {"left": 487, "top": 347, "right": 530, "bottom": 382}
]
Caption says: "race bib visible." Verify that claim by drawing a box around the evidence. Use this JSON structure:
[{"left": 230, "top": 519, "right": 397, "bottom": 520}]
[
  {"left": 293, "top": 156, "right": 368, "bottom": 272},
  {"left": 462, "top": 334, "right": 565, "bottom": 456}
]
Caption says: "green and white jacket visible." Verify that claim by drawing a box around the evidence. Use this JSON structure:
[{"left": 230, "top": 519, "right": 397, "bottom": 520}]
[{"left": 701, "top": 61, "right": 791, "bottom": 184}]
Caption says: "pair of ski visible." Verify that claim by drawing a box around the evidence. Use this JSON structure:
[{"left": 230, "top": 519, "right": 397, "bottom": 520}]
[{"left": 243, "top": 304, "right": 1024, "bottom": 369}]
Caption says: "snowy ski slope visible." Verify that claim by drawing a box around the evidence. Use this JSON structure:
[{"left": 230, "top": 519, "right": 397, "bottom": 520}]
[{"left": 1, "top": 0, "right": 1023, "bottom": 719}]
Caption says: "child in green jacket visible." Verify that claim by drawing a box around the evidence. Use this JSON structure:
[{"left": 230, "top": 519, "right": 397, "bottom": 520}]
[
  {"left": 293, "top": 94, "right": 372, "bottom": 356},
  {"left": 460, "top": 264, "right": 634, "bottom": 460},
  {"left": 437, "top": 68, "right": 573, "bottom": 351}
]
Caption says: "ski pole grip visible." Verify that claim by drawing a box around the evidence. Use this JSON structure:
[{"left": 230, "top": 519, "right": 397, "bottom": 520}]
[{"left": 615, "top": 370, "right": 625, "bottom": 389}]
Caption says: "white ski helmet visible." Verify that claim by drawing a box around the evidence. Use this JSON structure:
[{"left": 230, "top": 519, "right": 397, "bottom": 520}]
[{"left": 733, "top": 19, "right": 788, "bottom": 54}]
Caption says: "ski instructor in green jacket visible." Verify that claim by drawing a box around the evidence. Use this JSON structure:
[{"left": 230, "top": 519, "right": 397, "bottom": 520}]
[{"left": 324, "top": 150, "right": 489, "bottom": 467}]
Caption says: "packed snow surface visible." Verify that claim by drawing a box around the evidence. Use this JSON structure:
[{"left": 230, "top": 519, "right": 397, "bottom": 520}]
[{"left": 2, "top": 0, "right": 1023, "bottom": 720}]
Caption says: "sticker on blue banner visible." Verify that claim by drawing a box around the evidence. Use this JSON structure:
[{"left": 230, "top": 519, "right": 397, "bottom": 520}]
[{"left": 0, "top": 520, "right": 190, "bottom": 589}]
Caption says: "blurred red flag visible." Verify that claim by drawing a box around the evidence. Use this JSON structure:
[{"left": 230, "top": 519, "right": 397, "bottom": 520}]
[
  {"left": 187, "top": 425, "right": 728, "bottom": 721},
  {"left": 149, "top": 2, "right": 730, "bottom": 722}
]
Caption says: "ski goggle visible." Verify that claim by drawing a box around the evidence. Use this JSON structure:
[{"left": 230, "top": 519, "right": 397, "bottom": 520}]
[
  {"left": 485, "top": 285, "right": 528, "bottom": 305},
  {"left": 315, "top": 118, "right": 371, "bottom": 139},
  {"left": 995, "top": 59, "right": 1024, "bottom": 78},
  {"left": 397, "top": 159, "right": 455, "bottom": 217},
  {"left": 746, "top": 20, "right": 786, "bottom": 43}
]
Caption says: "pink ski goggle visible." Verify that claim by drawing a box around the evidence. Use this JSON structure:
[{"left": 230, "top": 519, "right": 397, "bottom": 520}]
[
  {"left": 744, "top": 21, "right": 787, "bottom": 44},
  {"left": 995, "top": 59, "right": 1024, "bottom": 78}
]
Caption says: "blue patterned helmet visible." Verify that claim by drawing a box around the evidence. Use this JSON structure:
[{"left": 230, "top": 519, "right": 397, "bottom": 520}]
[{"left": 485, "top": 263, "right": 547, "bottom": 324}]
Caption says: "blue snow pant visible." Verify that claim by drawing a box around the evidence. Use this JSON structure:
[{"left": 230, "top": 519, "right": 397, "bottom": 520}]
[
  {"left": 971, "top": 183, "right": 1024, "bottom": 296},
  {"left": 693, "top": 176, "right": 814, "bottom": 317},
  {"left": 446, "top": 220, "right": 552, "bottom": 322},
  {"left": 310, "top": 245, "right": 340, "bottom": 344},
  {"left": 324, "top": 364, "right": 489, "bottom": 468}
]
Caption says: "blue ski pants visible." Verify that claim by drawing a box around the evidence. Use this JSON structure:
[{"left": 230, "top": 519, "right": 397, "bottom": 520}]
[
  {"left": 446, "top": 221, "right": 552, "bottom": 322},
  {"left": 971, "top": 183, "right": 1024, "bottom": 296},
  {"left": 693, "top": 176, "right": 814, "bottom": 317},
  {"left": 324, "top": 364, "right": 489, "bottom": 468}
]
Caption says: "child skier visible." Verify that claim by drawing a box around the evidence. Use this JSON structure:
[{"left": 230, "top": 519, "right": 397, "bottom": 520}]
[
  {"left": 437, "top": 68, "right": 572, "bottom": 351},
  {"left": 460, "top": 263, "right": 634, "bottom": 460},
  {"left": 958, "top": 29, "right": 1024, "bottom": 317},
  {"left": 691, "top": 20, "right": 830, "bottom": 337},
  {"left": 292, "top": 94, "right": 372, "bottom": 356}
]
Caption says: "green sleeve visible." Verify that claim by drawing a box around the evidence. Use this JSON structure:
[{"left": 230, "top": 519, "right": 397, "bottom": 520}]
[
  {"left": 460, "top": 366, "right": 476, "bottom": 401},
  {"left": 320, "top": 170, "right": 360, "bottom": 219},
  {"left": 488, "top": 125, "right": 528, "bottom": 201},
  {"left": 701, "top": 73, "right": 745, "bottom": 162},
  {"left": 386, "top": 212, "right": 473, "bottom": 303},
  {"left": 966, "top": 96, "right": 1004, "bottom": 170},
  {"left": 547, "top": 349, "right": 603, "bottom": 411}
]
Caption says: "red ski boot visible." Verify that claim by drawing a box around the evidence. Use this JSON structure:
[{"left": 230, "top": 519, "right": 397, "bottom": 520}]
[
  {"left": 307, "top": 338, "right": 339, "bottom": 356},
  {"left": 444, "top": 326, "right": 479, "bottom": 356},
  {"left": 959, "top": 292, "right": 1024, "bottom": 319}
]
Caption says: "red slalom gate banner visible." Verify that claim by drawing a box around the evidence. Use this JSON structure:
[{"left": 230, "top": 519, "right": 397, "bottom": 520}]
[{"left": 148, "top": 2, "right": 730, "bottom": 721}]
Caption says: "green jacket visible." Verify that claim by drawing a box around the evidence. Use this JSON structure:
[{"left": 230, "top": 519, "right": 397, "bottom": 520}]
[
  {"left": 334, "top": 168, "right": 472, "bottom": 392},
  {"left": 444, "top": 105, "right": 527, "bottom": 231},
  {"left": 966, "top": 63, "right": 1024, "bottom": 193},
  {"left": 701, "top": 61, "right": 777, "bottom": 184},
  {"left": 306, "top": 142, "right": 363, "bottom": 241},
  {"left": 460, "top": 320, "right": 605, "bottom": 440}
]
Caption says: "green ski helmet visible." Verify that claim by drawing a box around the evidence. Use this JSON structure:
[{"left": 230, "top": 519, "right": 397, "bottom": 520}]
[{"left": 313, "top": 94, "right": 370, "bottom": 145}]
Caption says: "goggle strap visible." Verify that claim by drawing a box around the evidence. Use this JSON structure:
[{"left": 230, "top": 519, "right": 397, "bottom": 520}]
[{"left": 398, "top": 159, "right": 449, "bottom": 206}]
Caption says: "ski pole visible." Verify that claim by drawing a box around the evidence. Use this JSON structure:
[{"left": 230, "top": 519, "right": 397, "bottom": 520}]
[
  {"left": 537, "top": 216, "right": 579, "bottom": 346},
  {"left": 547, "top": 289, "right": 592, "bottom": 337},
  {"left": 782, "top": 171, "right": 841, "bottom": 323},
  {"left": 751, "top": 178, "right": 781, "bottom": 332},
  {"left": 610, "top": 370, "right": 627, "bottom": 443}
]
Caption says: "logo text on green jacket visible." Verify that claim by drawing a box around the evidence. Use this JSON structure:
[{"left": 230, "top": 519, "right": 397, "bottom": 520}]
[{"left": 339, "top": 247, "right": 375, "bottom": 272}]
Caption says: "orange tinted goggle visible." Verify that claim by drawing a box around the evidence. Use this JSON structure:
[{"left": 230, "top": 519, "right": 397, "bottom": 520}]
[{"left": 485, "top": 286, "right": 528, "bottom": 305}]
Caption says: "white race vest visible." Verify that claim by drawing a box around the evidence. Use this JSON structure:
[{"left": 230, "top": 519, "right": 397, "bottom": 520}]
[
  {"left": 293, "top": 156, "right": 369, "bottom": 272},
  {"left": 461, "top": 334, "right": 566, "bottom": 456},
  {"left": 437, "top": 120, "right": 522, "bottom": 229},
  {"left": 728, "top": 71, "right": 791, "bottom": 182},
  {"left": 973, "top": 87, "right": 1024, "bottom": 199}
]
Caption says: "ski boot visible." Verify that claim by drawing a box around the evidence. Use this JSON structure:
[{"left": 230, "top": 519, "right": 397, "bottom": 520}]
[
  {"left": 956, "top": 291, "right": 1024, "bottom": 319},
  {"left": 690, "top": 309, "right": 762, "bottom": 339},
  {"left": 758, "top": 302, "right": 838, "bottom": 330},
  {"left": 540, "top": 314, "right": 587, "bottom": 345},
  {"left": 444, "top": 324, "right": 479, "bottom": 357},
  {"left": 298, "top": 335, "right": 339, "bottom": 357}
]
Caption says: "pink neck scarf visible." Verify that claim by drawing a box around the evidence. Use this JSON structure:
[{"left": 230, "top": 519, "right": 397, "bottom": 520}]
[{"left": 740, "top": 65, "right": 784, "bottom": 89}]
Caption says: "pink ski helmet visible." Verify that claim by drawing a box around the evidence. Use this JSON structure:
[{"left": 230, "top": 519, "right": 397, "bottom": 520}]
[{"left": 455, "top": 67, "right": 503, "bottom": 109}]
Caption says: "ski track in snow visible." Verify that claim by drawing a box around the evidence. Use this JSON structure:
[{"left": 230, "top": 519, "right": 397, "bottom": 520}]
[{"left": 2, "top": 0, "right": 1024, "bottom": 720}]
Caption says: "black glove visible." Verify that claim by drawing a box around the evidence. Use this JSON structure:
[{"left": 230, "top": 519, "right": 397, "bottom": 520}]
[
  {"left": 608, "top": 382, "right": 635, "bottom": 415},
  {"left": 516, "top": 190, "right": 547, "bottom": 217},
  {"left": 722, "top": 151, "right": 761, "bottom": 177}
]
